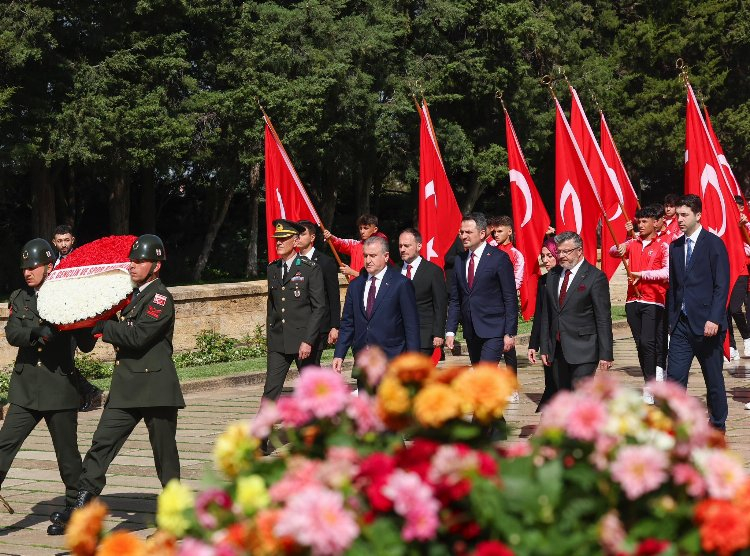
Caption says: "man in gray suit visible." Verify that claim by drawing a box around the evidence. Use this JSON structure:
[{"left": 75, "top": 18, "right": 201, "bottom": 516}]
[{"left": 539, "top": 231, "right": 613, "bottom": 390}]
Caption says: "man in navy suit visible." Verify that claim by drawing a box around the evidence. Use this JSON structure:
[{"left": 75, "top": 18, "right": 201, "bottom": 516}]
[
  {"left": 445, "top": 213, "right": 518, "bottom": 364},
  {"left": 667, "top": 194, "right": 730, "bottom": 431},
  {"left": 333, "top": 236, "right": 420, "bottom": 383}
]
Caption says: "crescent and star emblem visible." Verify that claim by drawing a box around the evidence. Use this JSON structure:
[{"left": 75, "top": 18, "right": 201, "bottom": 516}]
[
  {"left": 424, "top": 180, "right": 438, "bottom": 208},
  {"left": 700, "top": 163, "right": 726, "bottom": 237},
  {"left": 560, "top": 180, "right": 583, "bottom": 234},
  {"left": 425, "top": 237, "right": 438, "bottom": 260},
  {"left": 509, "top": 169, "right": 533, "bottom": 227},
  {"left": 604, "top": 166, "right": 625, "bottom": 222},
  {"left": 275, "top": 188, "right": 287, "bottom": 219}
]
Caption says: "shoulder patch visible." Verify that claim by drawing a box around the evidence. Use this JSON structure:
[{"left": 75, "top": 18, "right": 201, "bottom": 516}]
[{"left": 153, "top": 293, "right": 167, "bottom": 306}]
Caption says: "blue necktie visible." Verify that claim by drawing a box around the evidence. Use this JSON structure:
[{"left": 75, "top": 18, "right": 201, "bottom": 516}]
[{"left": 686, "top": 237, "right": 693, "bottom": 266}]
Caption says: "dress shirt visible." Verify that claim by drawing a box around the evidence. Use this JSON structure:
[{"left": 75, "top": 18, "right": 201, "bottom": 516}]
[
  {"left": 363, "top": 266, "right": 389, "bottom": 310},
  {"left": 557, "top": 257, "right": 585, "bottom": 297},
  {"left": 300, "top": 246, "right": 316, "bottom": 259},
  {"left": 465, "top": 241, "right": 487, "bottom": 279},
  {"left": 684, "top": 226, "right": 702, "bottom": 266},
  {"left": 401, "top": 256, "right": 422, "bottom": 278}
]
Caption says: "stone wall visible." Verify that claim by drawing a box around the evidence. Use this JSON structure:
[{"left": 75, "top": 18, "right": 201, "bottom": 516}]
[{"left": 0, "top": 256, "right": 629, "bottom": 367}]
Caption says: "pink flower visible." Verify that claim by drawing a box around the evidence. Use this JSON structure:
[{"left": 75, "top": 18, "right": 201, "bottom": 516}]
[
  {"left": 382, "top": 469, "right": 440, "bottom": 541},
  {"left": 195, "top": 488, "right": 232, "bottom": 529},
  {"left": 276, "top": 397, "right": 312, "bottom": 426},
  {"left": 598, "top": 510, "right": 626, "bottom": 554},
  {"left": 346, "top": 392, "right": 385, "bottom": 435},
  {"left": 696, "top": 450, "right": 746, "bottom": 499},
  {"left": 178, "top": 538, "right": 216, "bottom": 556},
  {"left": 275, "top": 486, "right": 359, "bottom": 555},
  {"left": 251, "top": 401, "right": 280, "bottom": 438},
  {"left": 565, "top": 398, "right": 607, "bottom": 441},
  {"left": 319, "top": 447, "right": 359, "bottom": 489},
  {"left": 673, "top": 463, "right": 706, "bottom": 497},
  {"left": 538, "top": 391, "right": 578, "bottom": 432},
  {"left": 429, "top": 445, "right": 479, "bottom": 485},
  {"left": 355, "top": 346, "right": 388, "bottom": 387},
  {"left": 577, "top": 373, "right": 620, "bottom": 401},
  {"left": 295, "top": 367, "right": 350, "bottom": 418},
  {"left": 590, "top": 434, "right": 619, "bottom": 471},
  {"left": 269, "top": 457, "right": 323, "bottom": 503},
  {"left": 500, "top": 440, "right": 532, "bottom": 458},
  {"left": 610, "top": 445, "right": 669, "bottom": 499}
]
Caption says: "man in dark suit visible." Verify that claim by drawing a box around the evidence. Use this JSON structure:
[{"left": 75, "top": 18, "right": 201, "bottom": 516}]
[
  {"left": 666, "top": 194, "right": 729, "bottom": 431},
  {"left": 263, "top": 220, "right": 327, "bottom": 401},
  {"left": 69, "top": 235, "right": 186, "bottom": 524},
  {"left": 333, "top": 236, "right": 420, "bottom": 383},
  {"left": 398, "top": 228, "right": 447, "bottom": 356},
  {"left": 445, "top": 213, "right": 518, "bottom": 364},
  {"left": 539, "top": 231, "right": 613, "bottom": 390},
  {"left": 298, "top": 220, "right": 341, "bottom": 363}
]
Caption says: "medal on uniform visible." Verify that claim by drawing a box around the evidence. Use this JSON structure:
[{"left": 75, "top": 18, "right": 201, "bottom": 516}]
[{"left": 294, "top": 290, "right": 301, "bottom": 298}]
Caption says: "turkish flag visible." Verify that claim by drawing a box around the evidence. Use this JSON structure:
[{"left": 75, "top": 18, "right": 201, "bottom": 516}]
[
  {"left": 264, "top": 116, "right": 321, "bottom": 260},
  {"left": 685, "top": 83, "right": 745, "bottom": 356},
  {"left": 418, "top": 101, "right": 463, "bottom": 270},
  {"left": 705, "top": 106, "right": 743, "bottom": 200},
  {"left": 554, "top": 98, "right": 601, "bottom": 266},
  {"left": 505, "top": 108, "right": 550, "bottom": 320},
  {"left": 600, "top": 111, "right": 640, "bottom": 228},
  {"left": 569, "top": 87, "right": 629, "bottom": 281}
]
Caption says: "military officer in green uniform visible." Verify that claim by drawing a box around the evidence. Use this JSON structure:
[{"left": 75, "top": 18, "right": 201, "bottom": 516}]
[
  {"left": 1, "top": 239, "right": 97, "bottom": 535},
  {"left": 62, "top": 234, "right": 185, "bottom": 526},
  {"left": 263, "top": 219, "right": 327, "bottom": 401}
]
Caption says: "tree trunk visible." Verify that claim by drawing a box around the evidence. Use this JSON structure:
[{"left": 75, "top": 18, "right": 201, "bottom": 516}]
[
  {"left": 140, "top": 168, "right": 156, "bottom": 233},
  {"left": 108, "top": 170, "right": 130, "bottom": 234},
  {"left": 245, "top": 163, "right": 261, "bottom": 278},
  {"left": 54, "top": 164, "right": 76, "bottom": 227},
  {"left": 192, "top": 185, "right": 235, "bottom": 281},
  {"left": 461, "top": 177, "right": 484, "bottom": 213},
  {"left": 355, "top": 164, "right": 371, "bottom": 216},
  {"left": 30, "top": 160, "right": 56, "bottom": 237}
]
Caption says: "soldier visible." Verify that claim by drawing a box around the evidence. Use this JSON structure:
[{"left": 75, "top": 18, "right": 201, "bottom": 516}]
[
  {"left": 61, "top": 234, "right": 185, "bottom": 528},
  {"left": 263, "top": 219, "right": 327, "bottom": 402},
  {"left": 1, "top": 239, "right": 97, "bottom": 535}
]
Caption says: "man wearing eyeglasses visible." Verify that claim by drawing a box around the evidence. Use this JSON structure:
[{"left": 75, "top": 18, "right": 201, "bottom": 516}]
[{"left": 539, "top": 231, "right": 613, "bottom": 390}]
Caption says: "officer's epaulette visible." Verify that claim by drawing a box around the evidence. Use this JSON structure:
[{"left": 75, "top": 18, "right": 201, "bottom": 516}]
[{"left": 298, "top": 257, "right": 316, "bottom": 267}]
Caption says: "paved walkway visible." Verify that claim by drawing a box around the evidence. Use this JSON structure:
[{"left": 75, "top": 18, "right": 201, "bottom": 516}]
[{"left": 2, "top": 329, "right": 750, "bottom": 554}]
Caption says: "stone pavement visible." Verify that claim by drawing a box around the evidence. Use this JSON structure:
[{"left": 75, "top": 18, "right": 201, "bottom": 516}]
[{"left": 2, "top": 328, "right": 750, "bottom": 554}]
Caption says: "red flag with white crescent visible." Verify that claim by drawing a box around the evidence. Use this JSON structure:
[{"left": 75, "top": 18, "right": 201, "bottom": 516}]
[
  {"left": 505, "top": 108, "right": 550, "bottom": 320},
  {"left": 569, "top": 86, "right": 629, "bottom": 281},
  {"left": 600, "top": 111, "right": 639, "bottom": 227},
  {"left": 554, "top": 98, "right": 600, "bottom": 266},
  {"left": 418, "top": 101, "right": 463, "bottom": 270},
  {"left": 704, "top": 106, "right": 743, "bottom": 199},
  {"left": 685, "top": 83, "right": 745, "bottom": 357},
  {"left": 264, "top": 116, "right": 321, "bottom": 259}
]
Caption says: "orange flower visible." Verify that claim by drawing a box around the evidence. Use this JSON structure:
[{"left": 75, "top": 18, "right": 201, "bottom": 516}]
[
  {"left": 96, "top": 530, "right": 147, "bottom": 556},
  {"left": 413, "top": 383, "right": 462, "bottom": 427},
  {"left": 430, "top": 366, "right": 469, "bottom": 385},
  {"left": 388, "top": 352, "right": 435, "bottom": 383},
  {"left": 377, "top": 375, "right": 411, "bottom": 416},
  {"left": 66, "top": 499, "right": 108, "bottom": 556},
  {"left": 733, "top": 480, "right": 750, "bottom": 529},
  {"left": 452, "top": 364, "right": 517, "bottom": 423},
  {"left": 248, "top": 509, "right": 297, "bottom": 555},
  {"left": 143, "top": 530, "right": 178, "bottom": 556},
  {"left": 695, "top": 499, "right": 750, "bottom": 556}
]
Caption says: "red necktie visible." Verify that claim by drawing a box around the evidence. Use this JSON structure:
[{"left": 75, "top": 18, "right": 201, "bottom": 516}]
[
  {"left": 366, "top": 276, "right": 378, "bottom": 319},
  {"left": 558, "top": 269, "right": 572, "bottom": 306},
  {"left": 468, "top": 253, "right": 475, "bottom": 289},
  {"left": 406, "top": 264, "right": 412, "bottom": 279}
]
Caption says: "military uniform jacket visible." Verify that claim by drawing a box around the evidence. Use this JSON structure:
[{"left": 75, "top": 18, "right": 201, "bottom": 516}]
[
  {"left": 5, "top": 287, "right": 96, "bottom": 411},
  {"left": 100, "top": 278, "right": 185, "bottom": 409},
  {"left": 267, "top": 255, "right": 327, "bottom": 354}
]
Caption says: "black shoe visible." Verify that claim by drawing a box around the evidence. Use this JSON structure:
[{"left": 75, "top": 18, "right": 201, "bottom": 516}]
[
  {"left": 50, "top": 505, "right": 73, "bottom": 524},
  {"left": 47, "top": 521, "right": 66, "bottom": 535}
]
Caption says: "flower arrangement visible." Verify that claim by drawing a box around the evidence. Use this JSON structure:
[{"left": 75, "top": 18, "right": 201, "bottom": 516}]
[
  {"left": 38, "top": 235, "right": 137, "bottom": 328},
  {"left": 66, "top": 351, "right": 750, "bottom": 555}
]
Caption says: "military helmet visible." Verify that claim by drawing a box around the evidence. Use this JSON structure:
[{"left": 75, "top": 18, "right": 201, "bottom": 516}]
[
  {"left": 20, "top": 239, "right": 55, "bottom": 269},
  {"left": 129, "top": 234, "right": 166, "bottom": 261}
]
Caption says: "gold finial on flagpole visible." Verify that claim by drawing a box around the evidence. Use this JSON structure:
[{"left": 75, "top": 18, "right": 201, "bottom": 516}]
[
  {"left": 541, "top": 74, "right": 557, "bottom": 99},
  {"left": 591, "top": 92, "right": 602, "bottom": 113},
  {"left": 496, "top": 90, "right": 507, "bottom": 112},
  {"left": 555, "top": 65, "right": 572, "bottom": 89},
  {"left": 676, "top": 58, "right": 690, "bottom": 86}
]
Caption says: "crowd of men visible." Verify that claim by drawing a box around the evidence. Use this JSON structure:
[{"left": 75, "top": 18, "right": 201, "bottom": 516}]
[
  {"left": 265, "top": 191, "right": 744, "bottom": 442},
  {"left": 1, "top": 229, "right": 182, "bottom": 536}
]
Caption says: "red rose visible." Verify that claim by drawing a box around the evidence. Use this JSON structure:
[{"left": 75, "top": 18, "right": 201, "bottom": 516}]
[
  {"left": 635, "top": 539, "right": 671, "bottom": 555},
  {"left": 478, "top": 453, "right": 498, "bottom": 477},
  {"left": 365, "top": 479, "right": 393, "bottom": 512},
  {"left": 358, "top": 453, "right": 395, "bottom": 481},
  {"left": 473, "top": 540, "right": 514, "bottom": 556}
]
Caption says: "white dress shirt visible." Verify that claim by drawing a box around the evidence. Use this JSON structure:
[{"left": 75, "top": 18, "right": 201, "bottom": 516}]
[
  {"left": 363, "top": 266, "right": 389, "bottom": 310},
  {"left": 684, "top": 225, "right": 702, "bottom": 266},
  {"left": 402, "top": 256, "right": 422, "bottom": 278},
  {"left": 558, "top": 257, "right": 586, "bottom": 298},
  {"left": 300, "top": 246, "right": 316, "bottom": 259},
  {"left": 465, "top": 241, "right": 487, "bottom": 279}
]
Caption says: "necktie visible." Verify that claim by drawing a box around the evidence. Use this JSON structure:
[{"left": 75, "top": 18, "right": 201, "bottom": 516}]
[
  {"left": 558, "top": 269, "right": 572, "bottom": 306},
  {"left": 366, "top": 276, "right": 378, "bottom": 319},
  {"left": 686, "top": 237, "right": 693, "bottom": 266},
  {"left": 406, "top": 264, "right": 412, "bottom": 279},
  {"left": 131, "top": 288, "right": 140, "bottom": 304},
  {"left": 468, "top": 253, "right": 475, "bottom": 289},
  {"left": 282, "top": 262, "right": 287, "bottom": 281}
]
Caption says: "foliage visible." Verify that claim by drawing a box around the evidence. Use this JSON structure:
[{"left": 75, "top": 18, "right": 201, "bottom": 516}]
[
  {"left": 75, "top": 354, "right": 113, "bottom": 381},
  {"left": 173, "top": 327, "right": 266, "bottom": 368},
  {"left": 67, "top": 351, "right": 750, "bottom": 556}
]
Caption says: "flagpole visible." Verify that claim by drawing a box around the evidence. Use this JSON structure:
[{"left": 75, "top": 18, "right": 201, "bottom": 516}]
[
  {"left": 542, "top": 75, "right": 642, "bottom": 297},
  {"left": 257, "top": 100, "right": 345, "bottom": 267}
]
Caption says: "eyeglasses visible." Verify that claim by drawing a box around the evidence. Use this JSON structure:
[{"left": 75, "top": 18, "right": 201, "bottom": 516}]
[{"left": 557, "top": 246, "right": 582, "bottom": 256}]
